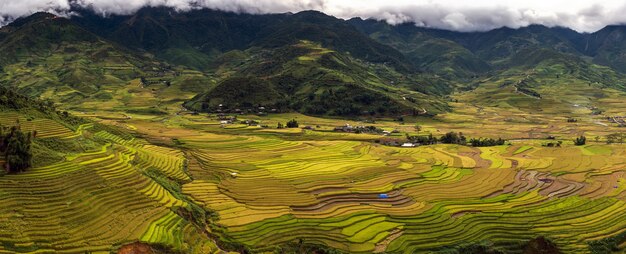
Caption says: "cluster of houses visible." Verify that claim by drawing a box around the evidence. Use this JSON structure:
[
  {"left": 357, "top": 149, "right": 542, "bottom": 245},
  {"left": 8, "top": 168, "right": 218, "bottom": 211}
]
[
  {"left": 217, "top": 115, "right": 269, "bottom": 128},
  {"left": 377, "top": 138, "right": 415, "bottom": 147},
  {"left": 333, "top": 124, "right": 354, "bottom": 132},
  {"left": 333, "top": 124, "right": 391, "bottom": 134},
  {"left": 376, "top": 138, "right": 404, "bottom": 146},
  {"left": 332, "top": 124, "right": 401, "bottom": 137},
  {"left": 215, "top": 105, "right": 279, "bottom": 115},
  {"left": 217, "top": 113, "right": 238, "bottom": 124}
]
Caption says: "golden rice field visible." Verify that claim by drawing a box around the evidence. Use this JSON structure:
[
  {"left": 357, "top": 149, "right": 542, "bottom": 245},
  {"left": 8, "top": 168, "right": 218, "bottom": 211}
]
[
  {"left": 0, "top": 113, "right": 76, "bottom": 138},
  {"left": 96, "top": 113, "right": 624, "bottom": 253},
  {"left": 0, "top": 123, "right": 219, "bottom": 253},
  {"left": 181, "top": 135, "right": 626, "bottom": 252},
  {"left": 2, "top": 108, "right": 626, "bottom": 253}
]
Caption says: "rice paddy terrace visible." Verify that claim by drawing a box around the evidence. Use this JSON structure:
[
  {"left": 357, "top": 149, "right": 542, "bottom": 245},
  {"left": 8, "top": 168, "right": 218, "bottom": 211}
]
[
  {"left": 49, "top": 111, "right": 624, "bottom": 254},
  {"left": 183, "top": 132, "right": 626, "bottom": 253},
  {"left": 2, "top": 105, "right": 626, "bottom": 253},
  {"left": 0, "top": 114, "right": 220, "bottom": 253}
]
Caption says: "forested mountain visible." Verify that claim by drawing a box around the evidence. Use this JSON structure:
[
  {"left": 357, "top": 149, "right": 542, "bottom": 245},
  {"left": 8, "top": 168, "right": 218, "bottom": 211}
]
[
  {"left": 183, "top": 41, "right": 449, "bottom": 116},
  {"left": 71, "top": 8, "right": 412, "bottom": 72},
  {"left": 4, "top": 7, "right": 626, "bottom": 116}
]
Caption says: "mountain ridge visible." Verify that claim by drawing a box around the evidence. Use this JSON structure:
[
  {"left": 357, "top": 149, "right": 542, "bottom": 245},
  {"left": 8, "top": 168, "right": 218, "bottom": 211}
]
[
  {"left": 0, "top": 10, "right": 449, "bottom": 117},
  {"left": 4, "top": 8, "right": 626, "bottom": 117}
]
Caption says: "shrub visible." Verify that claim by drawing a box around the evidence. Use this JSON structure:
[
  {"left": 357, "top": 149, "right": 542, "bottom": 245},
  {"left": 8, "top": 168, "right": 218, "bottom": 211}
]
[
  {"left": 286, "top": 119, "right": 299, "bottom": 128},
  {"left": 574, "top": 136, "right": 586, "bottom": 146}
]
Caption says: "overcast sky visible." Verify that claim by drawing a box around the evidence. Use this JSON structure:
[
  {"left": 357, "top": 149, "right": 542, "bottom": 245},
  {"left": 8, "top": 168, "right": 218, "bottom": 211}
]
[{"left": 2, "top": 0, "right": 626, "bottom": 32}]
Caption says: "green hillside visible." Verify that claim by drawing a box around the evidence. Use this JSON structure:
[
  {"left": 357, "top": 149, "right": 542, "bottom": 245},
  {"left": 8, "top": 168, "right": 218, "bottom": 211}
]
[
  {"left": 184, "top": 41, "right": 449, "bottom": 116},
  {"left": 349, "top": 19, "right": 491, "bottom": 79}
]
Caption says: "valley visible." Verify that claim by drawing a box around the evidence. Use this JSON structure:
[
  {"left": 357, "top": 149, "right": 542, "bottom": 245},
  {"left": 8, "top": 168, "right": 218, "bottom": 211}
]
[
  {"left": 8, "top": 89, "right": 620, "bottom": 253},
  {"left": 0, "top": 5, "right": 626, "bottom": 254},
  {"left": 2, "top": 79, "right": 626, "bottom": 253}
]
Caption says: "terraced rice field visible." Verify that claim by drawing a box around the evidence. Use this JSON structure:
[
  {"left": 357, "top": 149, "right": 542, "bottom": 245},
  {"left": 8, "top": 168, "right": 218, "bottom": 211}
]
[
  {"left": 4, "top": 109, "right": 626, "bottom": 253},
  {"left": 0, "top": 127, "right": 218, "bottom": 253},
  {"left": 0, "top": 113, "right": 75, "bottom": 138},
  {"left": 149, "top": 116, "right": 626, "bottom": 253}
]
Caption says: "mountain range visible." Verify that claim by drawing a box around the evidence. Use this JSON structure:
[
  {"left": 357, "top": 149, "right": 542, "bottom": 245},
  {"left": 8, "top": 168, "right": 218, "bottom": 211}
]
[{"left": 4, "top": 7, "right": 626, "bottom": 116}]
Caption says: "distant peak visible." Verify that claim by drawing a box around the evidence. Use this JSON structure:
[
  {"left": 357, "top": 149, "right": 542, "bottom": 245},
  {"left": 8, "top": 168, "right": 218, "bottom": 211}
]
[
  {"left": 7, "top": 12, "right": 62, "bottom": 28},
  {"left": 293, "top": 10, "right": 335, "bottom": 19}
]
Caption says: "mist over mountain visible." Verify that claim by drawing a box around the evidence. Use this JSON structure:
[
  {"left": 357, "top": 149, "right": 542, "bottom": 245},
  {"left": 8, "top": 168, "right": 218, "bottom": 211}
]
[
  {"left": 4, "top": 0, "right": 626, "bottom": 33},
  {"left": 62, "top": 6, "right": 626, "bottom": 76}
]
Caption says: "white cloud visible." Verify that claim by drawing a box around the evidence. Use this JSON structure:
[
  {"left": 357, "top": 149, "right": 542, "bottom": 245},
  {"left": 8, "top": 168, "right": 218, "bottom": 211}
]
[
  {"left": 0, "top": 0, "right": 72, "bottom": 24},
  {"left": 2, "top": 0, "right": 626, "bottom": 32}
]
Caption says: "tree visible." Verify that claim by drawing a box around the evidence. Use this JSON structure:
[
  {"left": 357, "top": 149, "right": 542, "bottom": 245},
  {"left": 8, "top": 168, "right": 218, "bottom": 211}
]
[
  {"left": 277, "top": 122, "right": 284, "bottom": 129},
  {"left": 286, "top": 119, "right": 299, "bottom": 128},
  {"left": 1, "top": 126, "right": 33, "bottom": 173},
  {"left": 574, "top": 135, "right": 586, "bottom": 146},
  {"left": 440, "top": 132, "right": 467, "bottom": 145}
]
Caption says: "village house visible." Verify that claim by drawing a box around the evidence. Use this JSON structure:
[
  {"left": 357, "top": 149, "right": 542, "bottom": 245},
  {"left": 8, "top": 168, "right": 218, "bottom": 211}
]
[
  {"left": 243, "top": 120, "right": 259, "bottom": 126},
  {"left": 334, "top": 124, "right": 353, "bottom": 132},
  {"left": 401, "top": 143, "right": 416, "bottom": 147}
]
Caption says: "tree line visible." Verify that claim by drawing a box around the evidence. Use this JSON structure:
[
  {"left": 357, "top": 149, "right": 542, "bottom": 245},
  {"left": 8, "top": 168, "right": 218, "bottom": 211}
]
[{"left": 406, "top": 132, "right": 506, "bottom": 147}]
